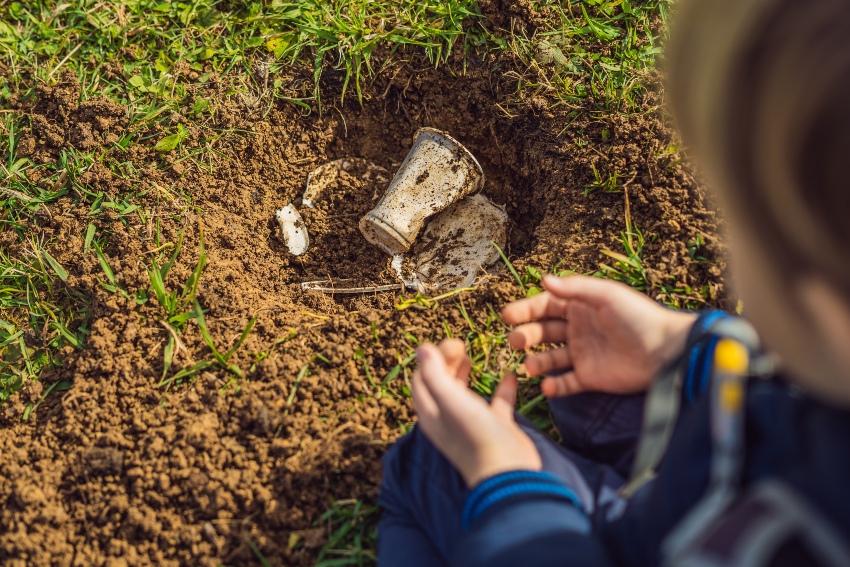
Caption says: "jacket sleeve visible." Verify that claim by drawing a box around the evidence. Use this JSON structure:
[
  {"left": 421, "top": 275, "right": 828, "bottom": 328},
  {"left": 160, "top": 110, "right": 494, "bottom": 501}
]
[{"left": 449, "top": 471, "right": 615, "bottom": 566}]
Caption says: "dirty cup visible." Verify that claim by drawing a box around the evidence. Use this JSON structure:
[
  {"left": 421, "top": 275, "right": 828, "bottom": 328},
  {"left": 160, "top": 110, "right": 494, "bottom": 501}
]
[{"left": 359, "top": 127, "right": 485, "bottom": 255}]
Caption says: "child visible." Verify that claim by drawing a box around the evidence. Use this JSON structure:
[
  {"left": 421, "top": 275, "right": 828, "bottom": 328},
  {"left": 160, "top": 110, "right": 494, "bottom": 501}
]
[{"left": 378, "top": 0, "right": 850, "bottom": 565}]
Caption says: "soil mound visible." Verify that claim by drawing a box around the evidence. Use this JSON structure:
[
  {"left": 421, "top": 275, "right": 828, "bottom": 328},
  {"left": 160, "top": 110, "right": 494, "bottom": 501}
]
[{"left": 18, "top": 72, "right": 127, "bottom": 162}]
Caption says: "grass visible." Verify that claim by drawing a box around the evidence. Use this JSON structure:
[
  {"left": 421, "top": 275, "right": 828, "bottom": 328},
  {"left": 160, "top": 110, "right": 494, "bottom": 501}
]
[
  {"left": 315, "top": 499, "right": 379, "bottom": 566},
  {"left": 0, "top": 0, "right": 481, "bottom": 110},
  {"left": 597, "top": 188, "right": 648, "bottom": 289},
  {"left": 0, "top": 242, "right": 87, "bottom": 405},
  {"left": 395, "top": 286, "right": 475, "bottom": 311},
  {"left": 255, "top": 0, "right": 481, "bottom": 103},
  {"left": 1, "top": 105, "right": 159, "bottom": 404},
  {"left": 145, "top": 232, "right": 257, "bottom": 390},
  {"left": 597, "top": 189, "right": 712, "bottom": 309},
  {"left": 0, "top": 114, "right": 80, "bottom": 405},
  {"left": 1, "top": 115, "right": 68, "bottom": 228},
  {"left": 492, "top": 0, "right": 672, "bottom": 114},
  {"left": 0, "top": 0, "right": 670, "bottom": 146},
  {"left": 0, "top": 113, "right": 89, "bottom": 403},
  {"left": 583, "top": 162, "right": 632, "bottom": 195}
]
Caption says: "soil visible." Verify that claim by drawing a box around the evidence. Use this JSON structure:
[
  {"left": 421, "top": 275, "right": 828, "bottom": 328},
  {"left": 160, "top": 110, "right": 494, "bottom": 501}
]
[
  {"left": 298, "top": 158, "right": 396, "bottom": 287},
  {"left": 0, "top": 43, "right": 726, "bottom": 567}
]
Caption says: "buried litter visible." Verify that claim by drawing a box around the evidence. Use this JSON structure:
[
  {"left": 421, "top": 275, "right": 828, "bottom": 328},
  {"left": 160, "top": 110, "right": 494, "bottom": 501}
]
[{"left": 276, "top": 128, "right": 508, "bottom": 293}]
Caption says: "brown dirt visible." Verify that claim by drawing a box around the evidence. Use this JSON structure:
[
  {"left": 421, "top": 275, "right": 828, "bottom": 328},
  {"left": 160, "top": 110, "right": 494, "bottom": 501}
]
[
  {"left": 18, "top": 75, "right": 128, "bottom": 162},
  {"left": 298, "top": 159, "right": 396, "bottom": 287},
  {"left": 1, "top": 50, "right": 726, "bottom": 566}
]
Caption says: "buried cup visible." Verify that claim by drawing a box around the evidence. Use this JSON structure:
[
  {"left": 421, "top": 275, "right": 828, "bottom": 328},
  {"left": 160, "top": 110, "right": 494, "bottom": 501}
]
[{"left": 359, "top": 127, "right": 485, "bottom": 255}]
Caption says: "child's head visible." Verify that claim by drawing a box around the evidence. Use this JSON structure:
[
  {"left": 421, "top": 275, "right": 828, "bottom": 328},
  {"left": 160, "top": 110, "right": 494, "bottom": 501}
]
[{"left": 667, "top": 0, "right": 850, "bottom": 404}]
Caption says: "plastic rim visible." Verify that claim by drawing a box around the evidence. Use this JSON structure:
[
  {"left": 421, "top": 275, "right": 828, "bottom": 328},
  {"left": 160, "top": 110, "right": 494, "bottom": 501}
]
[{"left": 359, "top": 213, "right": 412, "bottom": 255}]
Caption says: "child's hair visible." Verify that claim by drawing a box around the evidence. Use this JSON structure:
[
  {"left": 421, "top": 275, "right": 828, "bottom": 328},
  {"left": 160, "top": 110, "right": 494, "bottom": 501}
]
[{"left": 666, "top": 0, "right": 850, "bottom": 297}]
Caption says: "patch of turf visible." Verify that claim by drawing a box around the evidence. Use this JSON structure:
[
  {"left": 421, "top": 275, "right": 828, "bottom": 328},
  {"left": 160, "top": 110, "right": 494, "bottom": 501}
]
[
  {"left": 0, "top": 115, "right": 89, "bottom": 405},
  {"left": 0, "top": 0, "right": 480, "bottom": 107},
  {"left": 596, "top": 189, "right": 712, "bottom": 309},
  {"left": 0, "top": 240, "right": 88, "bottom": 405},
  {"left": 490, "top": 0, "right": 672, "bottom": 113}
]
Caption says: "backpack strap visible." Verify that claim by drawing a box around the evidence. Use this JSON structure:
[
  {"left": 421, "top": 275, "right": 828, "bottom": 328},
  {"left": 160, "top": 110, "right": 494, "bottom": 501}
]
[
  {"left": 620, "top": 315, "right": 762, "bottom": 498},
  {"left": 664, "top": 480, "right": 850, "bottom": 567},
  {"left": 662, "top": 336, "right": 752, "bottom": 559}
]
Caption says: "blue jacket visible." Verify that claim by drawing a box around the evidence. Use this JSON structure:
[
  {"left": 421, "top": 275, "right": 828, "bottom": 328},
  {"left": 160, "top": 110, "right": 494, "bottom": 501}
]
[{"left": 453, "top": 316, "right": 850, "bottom": 566}]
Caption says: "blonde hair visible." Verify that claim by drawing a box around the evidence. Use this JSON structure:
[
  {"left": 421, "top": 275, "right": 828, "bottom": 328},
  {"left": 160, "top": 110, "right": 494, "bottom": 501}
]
[{"left": 666, "top": 0, "right": 850, "bottom": 294}]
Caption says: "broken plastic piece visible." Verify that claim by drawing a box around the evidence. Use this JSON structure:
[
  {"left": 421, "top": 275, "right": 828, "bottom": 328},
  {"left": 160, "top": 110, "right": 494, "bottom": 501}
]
[
  {"left": 276, "top": 204, "right": 310, "bottom": 256},
  {"left": 395, "top": 194, "right": 508, "bottom": 292},
  {"left": 300, "top": 279, "right": 403, "bottom": 295}
]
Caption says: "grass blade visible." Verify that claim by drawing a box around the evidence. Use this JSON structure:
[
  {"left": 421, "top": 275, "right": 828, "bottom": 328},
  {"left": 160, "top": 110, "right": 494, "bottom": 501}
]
[
  {"left": 192, "top": 299, "right": 225, "bottom": 364},
  {"left": 224, "top": 316, "right": 257, "bottom": 360},
  {"left": 83, "top": 223, "right": 96, "bottom": 252},
  {"left": 94, "top": 243, "right": 118, "bottom": 286},
  {"left": 493, "top": 241, "right": 524, "bottom": 291},
  {"left": 41, "top": 249, "right": 68, "bottom": 282}
]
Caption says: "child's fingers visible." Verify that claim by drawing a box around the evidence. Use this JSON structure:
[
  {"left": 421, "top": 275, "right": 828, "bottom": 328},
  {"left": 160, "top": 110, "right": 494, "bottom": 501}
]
[
  {"left": 411, "top": 368, "right": 440, "bottom": 423},
  {"left": 491, "top": 372, "right": 518, "bottom": 420},
  {"left": 438, "top": 338, "right": 471, "bottom": 384},
  {"left": 523, "top": 347, "right": 572, "bottom": 376},
  {"left": 457, "top": 356, "right": 471, "bottom": 385},
  {"left": 508, "top": 320, "right": 569, "bottom": 349},
  {"left": 417, "top": 345, "right": 489, "bottom": 431},
  {"left": 501, "top": 292, "right": 568, "bottom": 325},
  {"left": 416, "top": 344, "right": 466, "bottom": 408},
  {"left": 541, "top": 372, "right": 585, "bottom": 397},
  {"left": 543, "top": 274, "right": 617, "bottom": 306}
]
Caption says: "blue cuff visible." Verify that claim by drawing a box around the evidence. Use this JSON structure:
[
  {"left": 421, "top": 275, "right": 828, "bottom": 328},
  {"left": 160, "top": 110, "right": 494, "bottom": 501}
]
[
  {"left": 682, "top": 310, "right": 731, "bottom": 403},
  {"left": 462, "top": 471, "right": 584, "bottom": 530}
]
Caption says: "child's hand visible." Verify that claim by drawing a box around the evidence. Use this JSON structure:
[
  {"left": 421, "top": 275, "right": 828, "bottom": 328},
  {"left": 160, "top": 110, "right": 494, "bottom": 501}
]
[
  {"left": 412, "top": 340, "right": 542, "bottom": 487},
  {"left": 502, "top": 275, "right": 697, "bottom": 397}
]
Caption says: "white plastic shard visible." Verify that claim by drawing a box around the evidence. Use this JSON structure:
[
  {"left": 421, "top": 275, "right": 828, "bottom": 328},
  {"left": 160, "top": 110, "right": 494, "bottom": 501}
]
[
  {"left": 276, "top": 204, "right": 310, "bottom": 256},
  {"left": 303, "top": 158, "right": 389, "bottom": 208},
  {"left": 404, "top": 194, "right": 508, "bottom": 292},
  {"left": 391, "top": 254, "right": 421, "bottom": 291}
]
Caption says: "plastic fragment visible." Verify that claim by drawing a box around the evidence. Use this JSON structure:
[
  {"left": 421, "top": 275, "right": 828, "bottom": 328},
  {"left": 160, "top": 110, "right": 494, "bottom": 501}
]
[{"left": 276, "top": 204, "right": 310, "bottom": 256}]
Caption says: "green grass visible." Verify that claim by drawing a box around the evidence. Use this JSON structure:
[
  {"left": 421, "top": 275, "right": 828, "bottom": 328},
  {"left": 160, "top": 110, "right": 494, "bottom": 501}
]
[
  {"left": 0, "top": 0, "right": 481, "bottom": 109},
  {"left": 0, "top": 240, "right": 88, "bottom": 406},
  {"left": 0, "top": 0, "right": 670, "bottom": 132},
  {"left": 314, "top": 499, "right": 379, "bottom": 566},
  {"left": 583, "top": 161, "right": 631, "bottom": 195},
  {"left": 0, "top": 115, "right": 78, "bottom": 405},
  {"left": 596, "top": 190, "right": 711, "bottom": 309},
  {"left": 1, "top": 115, "right": 68, "bottom": 227},
  {"left": 491, "top": 0, "right": 671, "bottom": 113},
  {"left": 1, "top": 115, "right": 86, "bottom": 403},
  {"left": 145, "top": 233, "right": 257, "bottom": 390},
  {"left": 1, "top": 112, "right": 151, "bottom": 405}
]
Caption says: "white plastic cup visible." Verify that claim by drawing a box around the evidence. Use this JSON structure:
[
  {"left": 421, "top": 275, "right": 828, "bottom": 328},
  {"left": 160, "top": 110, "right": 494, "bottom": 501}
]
[{"left": 359, "top": 127, "right": 484, "bottom": 255}]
